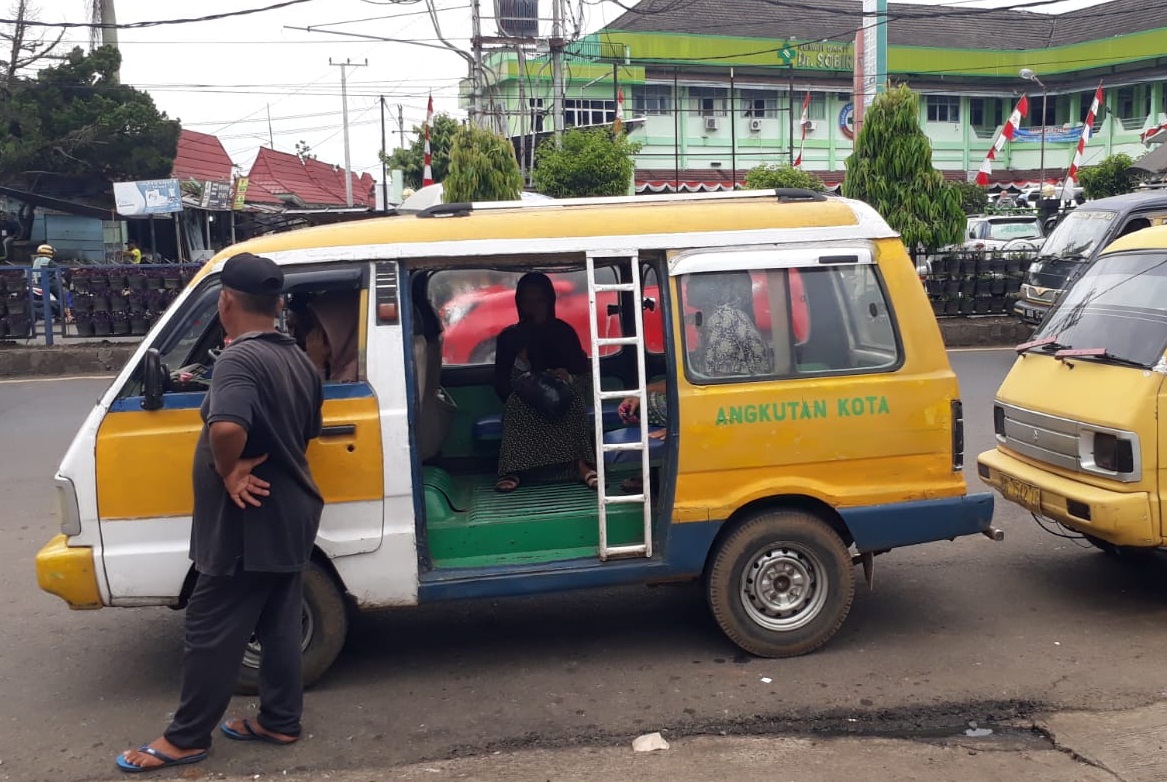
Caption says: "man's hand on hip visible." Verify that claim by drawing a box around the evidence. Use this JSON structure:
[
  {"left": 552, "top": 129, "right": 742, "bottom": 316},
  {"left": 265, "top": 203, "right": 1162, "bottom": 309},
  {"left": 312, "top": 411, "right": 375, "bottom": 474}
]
[{"left": 223, "top": 454, "right": 271, "bottom": 509}]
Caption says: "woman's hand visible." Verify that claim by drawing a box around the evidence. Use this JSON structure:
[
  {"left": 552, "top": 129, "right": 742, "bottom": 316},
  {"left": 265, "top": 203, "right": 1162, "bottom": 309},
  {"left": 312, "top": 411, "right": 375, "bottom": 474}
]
[{"left": 617, "top": 396, "right": 640, "bottom": 424}]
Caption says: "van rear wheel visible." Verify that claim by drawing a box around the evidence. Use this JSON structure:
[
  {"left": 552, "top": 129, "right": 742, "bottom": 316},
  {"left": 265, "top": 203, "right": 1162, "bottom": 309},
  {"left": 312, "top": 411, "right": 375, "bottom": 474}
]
[
  {"left": 235, "top": 562, "right": 348, "bottom": 695},
  {"left": 706, "top": 510, "right": 854, "bottom": 658}
]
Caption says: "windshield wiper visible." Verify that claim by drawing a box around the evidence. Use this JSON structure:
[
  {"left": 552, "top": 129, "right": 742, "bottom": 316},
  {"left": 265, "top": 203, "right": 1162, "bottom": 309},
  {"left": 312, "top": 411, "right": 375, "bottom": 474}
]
[
  {"left": 1016, "top": 336, "right": 1071, "bottom": 354},
  {"left": 1052, "top": 347, "right": 1147, "bottom": 369}
]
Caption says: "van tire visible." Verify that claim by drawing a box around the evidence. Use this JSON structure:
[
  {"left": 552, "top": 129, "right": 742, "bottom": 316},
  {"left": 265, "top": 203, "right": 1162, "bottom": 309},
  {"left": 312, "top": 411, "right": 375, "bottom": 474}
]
[
  {"left": 706, "top": 510, "right": 854, "bottom": 658},
  {"left": 235, "top": 562, "right": 349, "bottom": 695}
]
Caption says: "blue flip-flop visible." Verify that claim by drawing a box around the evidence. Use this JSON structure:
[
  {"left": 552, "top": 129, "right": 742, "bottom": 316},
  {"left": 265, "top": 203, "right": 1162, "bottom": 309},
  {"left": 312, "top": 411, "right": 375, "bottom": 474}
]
[
  {"left": 220, "top": 718, "right": 298, "bottom": 746},
  {"left": 115, "top": 745, "right": 208, "bottom": 774}
]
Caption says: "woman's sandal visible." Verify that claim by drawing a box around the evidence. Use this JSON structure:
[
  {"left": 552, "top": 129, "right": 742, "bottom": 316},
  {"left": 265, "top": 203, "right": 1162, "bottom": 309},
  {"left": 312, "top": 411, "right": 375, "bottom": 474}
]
[
  {"left": 583, "top": 470, "right": 599, "bottom": 490},
  {"left": 621, "top": 477, "right": 644, "bottom": 494},
  {"left": 495, "top": 474, "right": 520, "bottom": 493}
]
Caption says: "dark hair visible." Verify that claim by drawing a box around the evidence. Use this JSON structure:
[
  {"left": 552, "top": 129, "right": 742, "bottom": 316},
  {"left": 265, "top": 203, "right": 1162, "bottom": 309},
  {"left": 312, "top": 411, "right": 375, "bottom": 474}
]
[{"left": 229, "top": 288, "right": 281, "bottom": 317}]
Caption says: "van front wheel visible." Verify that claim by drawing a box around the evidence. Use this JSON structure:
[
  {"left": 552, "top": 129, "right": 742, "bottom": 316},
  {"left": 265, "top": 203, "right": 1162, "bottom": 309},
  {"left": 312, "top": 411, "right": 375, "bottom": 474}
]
[
  {"left": 235, "top": 562, "right": 348, "bottom": 695},
  {"left": 706, "top": 510, "right": 854, "bottom": 658}
]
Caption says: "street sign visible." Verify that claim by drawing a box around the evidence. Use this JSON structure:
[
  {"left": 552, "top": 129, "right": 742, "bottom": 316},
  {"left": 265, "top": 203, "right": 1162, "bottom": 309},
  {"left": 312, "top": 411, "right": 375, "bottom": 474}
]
[{"left": 778, "top": 47, "right": 795, "bottom": 66}]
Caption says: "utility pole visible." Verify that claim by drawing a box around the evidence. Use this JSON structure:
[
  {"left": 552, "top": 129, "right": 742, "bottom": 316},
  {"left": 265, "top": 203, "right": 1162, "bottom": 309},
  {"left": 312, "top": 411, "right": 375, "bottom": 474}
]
[
  {"left": 91, "top": 0, "right": 120, "bottom": 81},
  {"left": 551, "top": 0, "right": 565, "bottom": 142},
  {"left": 380, "top": 96, "right": 389, "bottom": 212},
  {"left": 330, "top": 57, "right": 367, "bottom": 207},
  {"left": 470, "top": 0, "right": 485, "bottom": 128},
  {"left": 397, "top": 104, "right": 406, "bottom": 150}
]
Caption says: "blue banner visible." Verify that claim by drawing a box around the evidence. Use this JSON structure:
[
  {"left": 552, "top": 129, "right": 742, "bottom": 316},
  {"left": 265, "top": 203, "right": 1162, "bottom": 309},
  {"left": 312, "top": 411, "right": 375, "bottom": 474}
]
[{"left": 1012, "top": 126, "right": 1084, "bottom": 144}]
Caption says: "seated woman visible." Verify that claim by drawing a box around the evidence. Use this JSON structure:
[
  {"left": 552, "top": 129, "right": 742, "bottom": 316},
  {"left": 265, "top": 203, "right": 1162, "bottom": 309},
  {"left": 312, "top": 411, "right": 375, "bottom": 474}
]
[
  {"left": 289, "top": 290, "right": 360, "bottom": 382},
  {"left": 617, "top": 271, "right": 772, "bottom": 492},
  {"left": 494, "top": 272, "right": 597, "bottom": 493}
]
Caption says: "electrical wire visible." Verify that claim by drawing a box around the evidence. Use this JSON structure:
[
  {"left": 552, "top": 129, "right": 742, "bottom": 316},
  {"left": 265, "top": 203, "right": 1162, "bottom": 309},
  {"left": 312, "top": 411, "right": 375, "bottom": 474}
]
[{"left": 2, "top": 0, "right": 320, "bottom": 30}]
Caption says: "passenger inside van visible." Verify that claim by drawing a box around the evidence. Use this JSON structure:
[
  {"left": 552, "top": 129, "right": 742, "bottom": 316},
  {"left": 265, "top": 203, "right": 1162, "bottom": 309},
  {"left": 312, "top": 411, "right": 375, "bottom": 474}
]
[
  {"left": 493, "top": 272, "right": 597, "bottom": 493},
  {"left": 289, "top": 290, "right": 360, "bottom": 382},
  {"left": 616, "top": 271, "right": 774, "bottom": 492}
]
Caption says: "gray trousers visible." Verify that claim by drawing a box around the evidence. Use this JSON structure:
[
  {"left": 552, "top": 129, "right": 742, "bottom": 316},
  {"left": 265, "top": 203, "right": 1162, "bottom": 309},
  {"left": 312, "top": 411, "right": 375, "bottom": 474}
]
[{"left": 164, "top": 569, "right": 304, "bottom": 749}]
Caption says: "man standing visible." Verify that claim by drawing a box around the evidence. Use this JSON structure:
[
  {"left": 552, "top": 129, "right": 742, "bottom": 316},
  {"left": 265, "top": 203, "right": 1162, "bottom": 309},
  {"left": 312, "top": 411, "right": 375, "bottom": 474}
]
[{"left": 117, "top": 253, "right": 324, "bottom": 773}]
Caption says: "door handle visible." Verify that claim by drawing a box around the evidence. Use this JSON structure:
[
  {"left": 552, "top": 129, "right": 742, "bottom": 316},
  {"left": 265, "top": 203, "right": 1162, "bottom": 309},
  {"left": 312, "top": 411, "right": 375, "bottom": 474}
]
[{"left": 320, "top": 424, "right": 357, "bottom": 437}]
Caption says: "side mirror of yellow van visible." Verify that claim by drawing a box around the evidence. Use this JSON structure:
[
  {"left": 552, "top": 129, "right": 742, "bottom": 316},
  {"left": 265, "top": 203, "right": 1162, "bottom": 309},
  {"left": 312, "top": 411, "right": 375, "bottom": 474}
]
[{"left": 141, "top": 348, "right": 166, "bottom": 411}]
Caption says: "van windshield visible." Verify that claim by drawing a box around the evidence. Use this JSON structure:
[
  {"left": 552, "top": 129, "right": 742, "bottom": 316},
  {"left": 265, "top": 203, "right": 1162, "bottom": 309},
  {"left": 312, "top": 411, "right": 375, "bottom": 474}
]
[
  {"left": 1034, "top": 250, "right": 1167, "bottom": 367},
  {"left": 1039, "top": 210, "right": 1116, "bottom": 260}
]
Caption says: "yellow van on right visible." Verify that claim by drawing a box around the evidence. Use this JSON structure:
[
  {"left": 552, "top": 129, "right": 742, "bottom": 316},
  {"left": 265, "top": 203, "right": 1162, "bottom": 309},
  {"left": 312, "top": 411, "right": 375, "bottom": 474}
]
[{"left": 979, "top": 224, "right": 1167, "bottom": 551}]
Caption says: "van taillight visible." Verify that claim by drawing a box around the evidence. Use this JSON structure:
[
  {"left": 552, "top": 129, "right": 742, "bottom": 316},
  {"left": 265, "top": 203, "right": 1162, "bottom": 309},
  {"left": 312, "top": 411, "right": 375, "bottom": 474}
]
[{"left": 952, "top": 399, "right": 964, "bottom": 471}]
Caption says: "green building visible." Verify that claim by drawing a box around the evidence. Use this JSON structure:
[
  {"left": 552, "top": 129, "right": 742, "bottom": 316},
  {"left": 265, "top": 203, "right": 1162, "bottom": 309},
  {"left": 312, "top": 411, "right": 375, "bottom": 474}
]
[{"left": 468, "top": 0, "right": 1166, "bottom": 192}]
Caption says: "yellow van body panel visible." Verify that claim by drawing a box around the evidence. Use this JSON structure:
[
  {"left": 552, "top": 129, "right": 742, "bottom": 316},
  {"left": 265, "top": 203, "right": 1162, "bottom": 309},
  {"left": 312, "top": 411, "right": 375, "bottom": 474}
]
[
  {"left": 35, "top": 535, "right": 101, "bottom": 610},
  {"left": 95, "top": 397, "right": 383, "bottom": 520},
  {"left": 672, "top": 238, "right": 969, "bottom": 523}
]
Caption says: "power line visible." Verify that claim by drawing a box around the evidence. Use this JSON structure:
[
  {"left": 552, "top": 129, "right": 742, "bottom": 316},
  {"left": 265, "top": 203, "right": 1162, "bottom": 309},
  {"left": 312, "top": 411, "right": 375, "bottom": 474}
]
[{"left": 0, "top": 0, "right": 320, "bottom": 30}]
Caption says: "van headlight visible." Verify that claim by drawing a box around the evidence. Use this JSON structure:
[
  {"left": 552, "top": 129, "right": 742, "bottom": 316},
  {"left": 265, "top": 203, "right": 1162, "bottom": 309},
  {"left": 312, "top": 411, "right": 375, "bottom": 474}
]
[{"left": 55, "top": 475, "right": 81, "bottom": 536}]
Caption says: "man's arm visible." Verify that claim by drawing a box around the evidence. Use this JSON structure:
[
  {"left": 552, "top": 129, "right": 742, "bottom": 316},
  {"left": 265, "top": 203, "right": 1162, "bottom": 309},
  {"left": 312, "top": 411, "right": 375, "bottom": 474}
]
[{"left": 207, "top": 351, "right": 270, "bottom": 508}]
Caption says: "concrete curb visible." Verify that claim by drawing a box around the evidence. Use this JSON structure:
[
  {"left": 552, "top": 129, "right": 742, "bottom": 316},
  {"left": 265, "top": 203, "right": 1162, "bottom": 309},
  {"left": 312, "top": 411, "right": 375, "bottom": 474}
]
[
  {"left": 0, "top": 318, "right": 1033, "bottom": 378},
  {"left": 0, "top": 343, "right": 138, "bottom": 378}
]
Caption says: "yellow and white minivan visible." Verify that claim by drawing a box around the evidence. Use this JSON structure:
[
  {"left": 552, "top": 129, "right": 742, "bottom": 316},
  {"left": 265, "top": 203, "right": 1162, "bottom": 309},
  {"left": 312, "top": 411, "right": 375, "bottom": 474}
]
[
  {"left": 980, "top": 224, "right": 1167, "bottom": 553},
  {"left": 37, "top": 189, "right": 994, "bottom": 689}
]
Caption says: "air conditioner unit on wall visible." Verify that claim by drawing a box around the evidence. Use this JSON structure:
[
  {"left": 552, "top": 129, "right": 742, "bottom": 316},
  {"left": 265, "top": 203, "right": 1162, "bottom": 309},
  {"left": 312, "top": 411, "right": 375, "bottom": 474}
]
[
  {"left": 748, "top": 118, "right": 764, "bottom": 132},
  {"left": 704, "top": 116, "right": 721, "bottom": 131},
  {"left": 804, "top": 120, "right": 817, "bottom": 132}
]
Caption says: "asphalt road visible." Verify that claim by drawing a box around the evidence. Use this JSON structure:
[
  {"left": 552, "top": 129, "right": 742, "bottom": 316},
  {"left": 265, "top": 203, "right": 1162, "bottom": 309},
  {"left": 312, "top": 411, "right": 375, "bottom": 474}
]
[{"left": 5, "top": 351, "right": 1167, "bottom": 782}]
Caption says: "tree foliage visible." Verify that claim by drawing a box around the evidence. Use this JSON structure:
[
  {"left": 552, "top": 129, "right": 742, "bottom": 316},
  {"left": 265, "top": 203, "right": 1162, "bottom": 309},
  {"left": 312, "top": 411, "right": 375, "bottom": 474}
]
[
  {"left": 443, "top": 124, "right": 522, "bottom": 203},
  {"left": 842, "top": 84, "right": 965, "bottom": 251},
  {"left": 380, "top": 113, "right": 460, "bottom": 189},
  {"left": 952, "top": 181, "right": 989, "bottom": 215},
  {"left": 1077, "top": 153, "right": 1137, "bottom": 201},
  {"left": 532, "top": 128, "right": 641, "bottom": 198},
  {"left": 744, "top": 163, "right": 826, "bottom": 192},
  {"left": 0, "top": 46, "right": 180, "bottom": 182}
]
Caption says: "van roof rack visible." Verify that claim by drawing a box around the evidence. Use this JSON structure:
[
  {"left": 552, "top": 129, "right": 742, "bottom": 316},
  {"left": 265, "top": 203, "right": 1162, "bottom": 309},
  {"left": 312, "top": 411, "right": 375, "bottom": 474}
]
[{"left": 410, "top": 188, "right": 835, "bottom": 218}]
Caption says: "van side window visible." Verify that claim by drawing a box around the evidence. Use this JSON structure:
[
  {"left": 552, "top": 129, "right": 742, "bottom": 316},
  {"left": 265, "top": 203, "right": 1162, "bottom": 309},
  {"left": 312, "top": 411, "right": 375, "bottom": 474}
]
[{"left": 680, "top": 265, "right": 899, "bottom": 382}]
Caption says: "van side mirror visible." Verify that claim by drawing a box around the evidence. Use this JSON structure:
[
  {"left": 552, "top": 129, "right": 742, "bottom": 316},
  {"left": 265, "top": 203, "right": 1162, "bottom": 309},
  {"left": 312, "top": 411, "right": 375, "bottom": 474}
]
[{"left": 141, "top": 348, "right": 167, "bottom": 411}]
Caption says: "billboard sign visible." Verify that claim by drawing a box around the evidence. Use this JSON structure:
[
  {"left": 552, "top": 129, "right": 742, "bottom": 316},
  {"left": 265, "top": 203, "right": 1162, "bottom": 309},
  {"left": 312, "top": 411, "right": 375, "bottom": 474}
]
[
  {"left": 200, "top": 180, "right": 233, "bottom": 210},
  {"left": 114, "top": 179, "right": 183, "bottom": 216}
]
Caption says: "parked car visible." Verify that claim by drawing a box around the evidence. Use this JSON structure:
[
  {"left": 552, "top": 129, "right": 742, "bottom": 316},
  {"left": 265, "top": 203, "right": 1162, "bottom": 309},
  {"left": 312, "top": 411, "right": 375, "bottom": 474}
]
[
  {"left": 1015, "top": 191, "right": 1167, "bottom": 325},
  {"left": 963, "top": 215, "right": 1045, "bottom": 251}
]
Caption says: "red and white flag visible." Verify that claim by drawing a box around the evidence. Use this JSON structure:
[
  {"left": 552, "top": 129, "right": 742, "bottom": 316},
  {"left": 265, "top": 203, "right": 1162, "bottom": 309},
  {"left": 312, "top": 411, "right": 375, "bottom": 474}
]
[
  {"left": 614, "top": 88, "right": 624, "bottom": 134},
  {"left": 1063, "top": 83, "right": 1103, "bottom": 200},
  {"left": 422, "top": 93, "right": 434, "bottom": 187},
  {"left": 793, "top": 92, "right": 811, "bottom": 168},
  {"left": 976, "top": 94, "right": 1029, "bottom": 186}
]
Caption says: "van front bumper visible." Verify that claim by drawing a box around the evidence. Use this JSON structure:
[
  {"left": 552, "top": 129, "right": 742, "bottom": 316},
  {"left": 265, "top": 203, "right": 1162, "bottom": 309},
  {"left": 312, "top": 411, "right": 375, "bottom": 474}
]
[
  {"left": 36, "top": 535, "right": 103, "bottom": 610},
  {"left": 1013, "top": 298, "right": 1050, "bottom": 326},
  {"left": 977, "top": 448, "right": 1157, "bottom": 547}
]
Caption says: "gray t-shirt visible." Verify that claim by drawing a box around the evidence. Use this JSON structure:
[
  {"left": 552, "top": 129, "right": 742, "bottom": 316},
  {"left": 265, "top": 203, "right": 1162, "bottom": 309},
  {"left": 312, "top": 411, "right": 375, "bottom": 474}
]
[{"left": 190, "top": 330, "right": 324, "bottom": 576}]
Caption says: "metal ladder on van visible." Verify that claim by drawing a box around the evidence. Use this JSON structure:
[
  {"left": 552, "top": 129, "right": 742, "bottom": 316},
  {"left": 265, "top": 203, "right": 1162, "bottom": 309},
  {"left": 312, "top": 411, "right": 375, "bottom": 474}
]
[{"left": 585, "top": 253, "right": 653, "bottom": 561}]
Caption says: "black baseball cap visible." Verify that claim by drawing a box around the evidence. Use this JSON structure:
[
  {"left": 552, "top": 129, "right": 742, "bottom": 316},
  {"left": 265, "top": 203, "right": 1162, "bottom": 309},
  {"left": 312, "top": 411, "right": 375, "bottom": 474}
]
[{"left": 221, "top": 252, "right": 283, "bottom": 295}]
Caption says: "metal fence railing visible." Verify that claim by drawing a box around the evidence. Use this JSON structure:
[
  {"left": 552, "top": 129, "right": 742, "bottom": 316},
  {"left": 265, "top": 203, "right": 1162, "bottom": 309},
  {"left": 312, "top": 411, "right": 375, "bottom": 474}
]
[{"left": 0, "top": 264, "right": 202, "bottom": 345}]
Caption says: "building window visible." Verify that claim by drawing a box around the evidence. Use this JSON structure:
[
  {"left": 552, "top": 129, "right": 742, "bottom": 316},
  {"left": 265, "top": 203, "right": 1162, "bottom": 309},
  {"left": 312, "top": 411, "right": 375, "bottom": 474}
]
[
  {"left": 926, "top": 95, "right": 960, "bottom": 123},
  {"left": 563, "top": 98, "right": 615, "bottom": 128},
  {"left": 690, "top": 87, "right": 727, "bottom": 117},
  {"left": 1117, "top": 87, "right": 1138, "bottom": 119},
  {"left": 808, "top": 93, "right": 827, "bottom": 121},
  {"left": 741, "top": 89, "right": 778, "bottom": 118},
  {"left": 528, "top": 98, "right": 544, "bottom": 133},
  {"left": 969, "top": 97, "right": 1002, "bottom": 128},
  {"left": 632, "top": 84, "right": 672, "bottom": 116}
]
